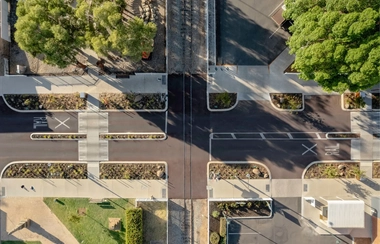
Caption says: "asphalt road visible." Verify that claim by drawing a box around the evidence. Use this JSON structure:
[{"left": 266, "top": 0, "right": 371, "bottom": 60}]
[
  {"left": 211, "top": 139, "right": 351, "bottom": 178},
  {"left": 228, "top": 198, "right": 352, "bottom": 244},
  {"left": 108, "top": 111, "right": 166, "bottom": 133},
  {"left": 0, "top": 97, "right": 78, "bottom": 133}
]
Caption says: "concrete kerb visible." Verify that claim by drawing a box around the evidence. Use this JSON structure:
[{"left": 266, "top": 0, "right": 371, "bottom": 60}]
[
  {"left": 340, "top": 93, "right": 375, "bottom": 112},
  {"left": 0, "top": 161, "right": 84, "bottom": 179},
  {"left": 206, "top": 91, "right": 239, "bottom": 112},
  {"left": 301, "top": 160, "right": 361, "bottom": 179},
  {"left": 268, "top": 93, "right": 305, "bottom": 112},
  {"left": 207, "top": 161, "right": 272, "bottom": 182}
]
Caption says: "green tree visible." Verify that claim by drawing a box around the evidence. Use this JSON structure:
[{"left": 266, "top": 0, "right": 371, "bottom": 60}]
[
  {"left": 15, "top": 0, "right": 83, "bottom": 68},
  {"left": 284, "top": 0, "right": 380, "bottom": 93}
]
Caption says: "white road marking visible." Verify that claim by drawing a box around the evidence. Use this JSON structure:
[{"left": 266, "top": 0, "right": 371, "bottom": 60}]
[
  {"left": 260, "top": 133, "right": 265, "bottom": 139},
  {"left": 231, "top": 133, "right": 236, "bottom": 139},
  {"left": 302, "top": 144, "right": 317, "bottom": 155},
  {"left": 54, "top": 117, "right": 70, "bottom": 129},
  {"left": 316, "top": 133, "right": 321, "bottom": 139},
  {"left": 287, "top": 133, "right": 293, "bottom": 139},
  {"left": 33, "top": 117, "right": 48, "bottom": 129}
]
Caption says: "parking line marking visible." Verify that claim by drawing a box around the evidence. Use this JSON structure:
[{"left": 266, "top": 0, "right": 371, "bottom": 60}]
[
  {"left": 287, "top": 133, "right": 293, "bottom": 139},
  {"left": 54, "top": 117, "right": 70, "bottom": 129},
  {"left": 316, "top": 133, "right": 321, "bottom": 139},
  {"left": 231, "top": 133, "right": 236, "bottom": 139},
  {"left": 302, "top": 144, "right": 317, "bottom": 155},
  {"left": 260, "top": 133, "right": 265, "bottom": 139}
]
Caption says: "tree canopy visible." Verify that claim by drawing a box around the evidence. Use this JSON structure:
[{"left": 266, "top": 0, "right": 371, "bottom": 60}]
[
  {"left": 284, "top": 0, "right": 380, "bottom": 93},
  {"left": 14, "top": 0, "right": 157, "bottom": 68}
]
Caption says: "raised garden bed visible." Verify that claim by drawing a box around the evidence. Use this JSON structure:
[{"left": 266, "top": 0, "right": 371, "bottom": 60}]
[
  {"left": 326, "top": 133, "right": 360, "bottom": 139},
  {"left": 372, "top": 93, "right": 380, "bottom": 109},
  {"left": 209, "top": 163, "right": 269, "bottom": 180},
  {"left": 209, "top": 200, "right": 271, "bottom": 243},
  {"left": 2, "top": 163, "right": 87, "bottom": 179},
  {"left": 31, "top": 134, "right": 87, "bottom": 140},
  {"left": 270, "top": 93, "right": 303, "bottom": 110},
  {"left": 343, "top": 92, "right": 365, "bottom": 109},
  {"left": 99, "top": 133, "right": 165, "bottom": 140},
  {"left": 99, "top": 163, "right": 166, "bottom": 180},
  {"left": 99, "top": 93, "right": 166, "bottom": 110},
  {"left": 372, "top": 162, "right": 380, "bottom": 178},
  {"left": 304, "top": 162, "right": 361, "bottom": 179},
  {"left": 4, "top": 93, "right": 86, "bottom": 110},
  {"left": 209, "top": 92, "right": 237, "bottom": 110}
]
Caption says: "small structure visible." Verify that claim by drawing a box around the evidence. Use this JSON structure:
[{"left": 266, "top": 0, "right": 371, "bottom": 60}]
[
  {"left": 322, "top": 198, "right": 365, "bottom": 228},
  {"left": 108, "top": 218, "right": 121, "bottom": 231}
]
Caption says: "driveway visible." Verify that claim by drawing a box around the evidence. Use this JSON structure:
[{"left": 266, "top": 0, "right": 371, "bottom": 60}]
[{"left": 227, "top": 198, "right": 353, "bottom": 244}]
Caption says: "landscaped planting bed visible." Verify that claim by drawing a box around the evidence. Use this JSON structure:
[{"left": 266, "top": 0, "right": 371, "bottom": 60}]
[
  {"left": 99, "top": 133, "right": 165, "bottom": 140},
  {"left": 343, "top": 92, "right": 365, "bottom": 109},
  {"left": 3, "top": 163, "right": 87, "bottom": 179},
  {"left": 372, "top": 162, "right": 380, "bottom": 178},
  {"left": 209, "top": 200, "right": 271, "bottom": 243},
  {"left": 31, "top": 134, "right": 87, "bottom": 140},
  {"left": 99, "top": 163, "right": 166, "bottom": 180},
  {"left": 326, "top": 133, "right": 360, "bottom": 139},
  {"left": 372, "top": 93, "right": 380, "bottom": 109},
  {"left": 209, "top": 92, "right": 237, "bottom": 110},
  {"left": 270, "top": 93, "right": 303, "bottom": 110},
  {"left": 209, "top": 163, "right": 269, "bottom": 180},
  {"left": 304, "top": 162, "right": 361, "bottom": 179},
  {"left": 4, "top": 93, "right": 86, "bottom": 110},
  {"left": 99, "top": 93, "right": 166, "bottom": 110}
]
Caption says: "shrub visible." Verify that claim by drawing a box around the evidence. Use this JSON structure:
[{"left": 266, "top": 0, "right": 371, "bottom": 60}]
[
  {"left": 210, "top": 232, "right": 220, "bottom": 244},
  {"left": 215, "top": 92, "right": 232, "bottom": 107},
  {"left": 125, "top": 208, "right": 143, "bottom": 244},
  {"left": 212, "top": 210, "right": 220, "bottom": 218},
  {"left": 220, "top": 217, "right": 227, "bottom": 237}
]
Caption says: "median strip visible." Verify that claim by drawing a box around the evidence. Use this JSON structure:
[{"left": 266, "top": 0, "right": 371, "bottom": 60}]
[
  {"left": 99, "top": 133, "right": 166, "bottom": 140},
  {"left": 31, "top": 133, "right": 87, "bottom": 140}
]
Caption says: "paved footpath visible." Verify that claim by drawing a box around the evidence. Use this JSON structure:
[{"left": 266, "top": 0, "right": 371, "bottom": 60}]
[{"left": 0, "top": 73, "right": 167, "bottom": 95}]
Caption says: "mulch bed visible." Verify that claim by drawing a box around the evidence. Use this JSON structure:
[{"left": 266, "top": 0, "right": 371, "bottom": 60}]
[
  {"left": 99, "top": 93, "right": 166, "bottom": 110},
  {"left": 32, "top": 134, "right": 87, "bottom": 140},
  {"left": 343, "top": 92, "right": 365, "bottom": 109},
  {"left": 209, "top": 163, "right": 269, "bottom": 180},
  {"left": 373, "top": 162, "right": 380, "bottom": 178},
  {"left": 209, "top": 200, "right": 271, "bottom": 242},
  {"left": 372, "top": 93, "right": 380, "bottom": 109},
  {"left": 4, "top": 93, "right": 87, "bottom": 110},
  {"left": 270, "top": 93, "right": 303, "bottom": 110},
  {"left": 304, "top": 162, "right": 359, "bottom": 179},
  {"left": 100, "top": 133, "right": 165, "bottom": 140},
  {"left": 99, "top": 163, "right": 166, "bottom": 180},
  {"left": 327, "top": 133, "right": 360, "bottom": 138},
  {"left": 209, "top": 93, "right": 237, "bottom": 109},
  {"left": 2, "top": 163, "right": 88, "bottom": 179}
]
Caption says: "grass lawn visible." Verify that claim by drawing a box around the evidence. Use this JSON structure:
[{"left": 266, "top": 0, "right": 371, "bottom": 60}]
[
  {"left": 43, "top": 198, "right": 135, "bottom": 244},
  {"left": 1, "top": 242, "right": 42, "bottom": 244}
]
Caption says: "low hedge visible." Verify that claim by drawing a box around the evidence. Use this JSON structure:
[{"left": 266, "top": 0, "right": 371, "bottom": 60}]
[
  {"left": 125, "top": 208, "right": 143, "bottom": 244},
  {"left": 220, "top": 217, "right": 227, "bottom": 237}
]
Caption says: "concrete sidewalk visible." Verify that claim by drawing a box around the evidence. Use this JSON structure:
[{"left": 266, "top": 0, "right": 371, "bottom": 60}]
[
  {"left": 0, "top": 178, "right": 168, "bottom": 199},
  {"left": 208, "top": 48, "right": 334, "bottom": 101},
  {"left": 0, "top": 73, "right": 167, "bottom": 95}
]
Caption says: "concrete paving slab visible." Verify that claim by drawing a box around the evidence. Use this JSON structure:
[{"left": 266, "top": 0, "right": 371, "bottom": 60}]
[
  {"left": 208, "top": 179, "right": 271, "bottom": 199},
  {"left": 0, "top": 178, "right": 168, "bottom": 199},
  {"left": 272, "top": 179, "right": 302, "bottom": 197},
  {"left": 0, "top": 197, "right": 78, "bottom": 244}
]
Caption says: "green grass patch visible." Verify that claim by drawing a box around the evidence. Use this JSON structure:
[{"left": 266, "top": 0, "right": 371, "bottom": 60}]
[
  {"left": 1, "top": 242, "right": 42, "bottom": 244},
  {"left": 43, "top": 198, "right": 135, "bottom": 244}
]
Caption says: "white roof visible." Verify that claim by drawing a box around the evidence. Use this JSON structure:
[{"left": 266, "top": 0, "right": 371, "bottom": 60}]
[{"left": 327, "top": 200, "right": 365, "bottom": 228}]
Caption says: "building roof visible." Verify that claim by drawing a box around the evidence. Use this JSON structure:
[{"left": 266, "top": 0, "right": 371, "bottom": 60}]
[{"left": 327, "top": 200, "right": 365, "bottom": 228}]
